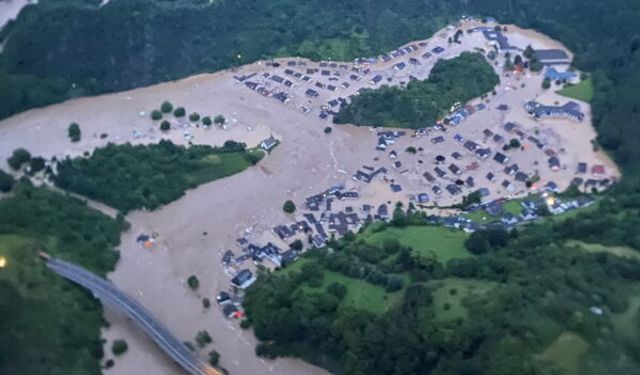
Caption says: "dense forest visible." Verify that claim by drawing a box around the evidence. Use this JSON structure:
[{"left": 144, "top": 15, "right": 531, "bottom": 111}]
[
  {"left": 244, "top": 205, "right": 640, "bottom": 375},
  {"left": 0, "top": 0, "right": 458, "bottom": 119},
  {"left": 53, "top": 139, "right": 263, "bottom": 212},
  {"left": 333, "top": 52, "right": 499, "bottom": 128},
  {"left": 0, "top": 181, "right": 127, "bottom": 374}
]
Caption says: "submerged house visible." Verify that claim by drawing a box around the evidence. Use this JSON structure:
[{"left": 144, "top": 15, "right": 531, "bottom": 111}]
[
  {"left": 534, "top": 49, "right": 571, "bottom": 65},
  {"left": 524, "top": 101, "right": 584, "bottom": 122},
  {"left": 260, "top": 135, "right": 279, "bottom": 151}
]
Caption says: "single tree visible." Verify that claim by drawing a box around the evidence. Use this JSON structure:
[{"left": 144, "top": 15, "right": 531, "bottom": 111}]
[
  {"left": 104, "top": 359, "right": 115, "bottom": 369},
  {"left": 112, "top": 339, "right": 128, "bottom": 356},
  {"left": 324, "top": 126, "right": 332, "bottom": 134},
  {"left": 189, "top": 112, "right": 200, "bottom": 122},
  {"left": 187, "top": 275, "right": 199, "bottom": 290},
  {"left": 202, "top": 116, "right": 213, "bottom": 126},
  {"left": 283, "top": 200, "right": 296, "bottom": 213},
  {"left": 208, "top": 350, "right": 220, "bottom": 366},
  {"left": 214, "top": 115, "right": 226, "bottom": 126},
  {"left": 530, "top": 57, "right": 543, "bottom": 72},
  {"left": 509, "top": 138, "right": 521, "bottom": 148},
  {"left": 523, "top": 45, "right": 535, "bottom": 59},
  {"left": 7, "top": 148, "right": 31, "bottom": 171},
  {"left": 160, "top": 120, "right": 171, "bottom": 131},
  {"left": 326, "top": 282, "right": 347, "bottom": 299},
  {"left": 151, "top": 110, "right": 163, "bottom": 121},
  {"left": 514, "top": 54, "right": 523, "bottom": 66},
  {"left": 68, "top": 122, "right": 81, "bottom": 142},
  {"left": 406, "top": 146, "right": 417, "bottom": 154},
  {"left": 195, "top": 330, "right": 212, "bottom": 348},
  {"left": 174, "top": 107, "right": 186, "bottom": 117},
  {"left": 542, "top": 77, "right": 551, "bottom": 89},
  {"left": 160, "top": 101, "right": 173, "bottom": 113},
  {"left": 290, "top": 239, "right": 303, "bottom": 250},
  {"left": 202, "top": 298, "right": 211, "bottom": 309},
  {"left": 29, "top": 157, "right": 46, "bottom": 173}
]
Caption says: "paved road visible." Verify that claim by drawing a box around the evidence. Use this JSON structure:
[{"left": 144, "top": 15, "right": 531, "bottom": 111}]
[{"left": 44, "top": 256, "right": 221, "bottom": 375}]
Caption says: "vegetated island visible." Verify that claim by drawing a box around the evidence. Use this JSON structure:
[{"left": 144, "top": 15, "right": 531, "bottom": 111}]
[
  {"left": 333, "top": 52, "right": 499, "bottom": 128},
  {"left": 53, "top": 140, "right": 264, "bottom": 212},
  {"left": 243, "top": 205, "right": 640, "bottom": 375},
  {"left": 0, "top": 181, "right": 127, "bottom": 374}
]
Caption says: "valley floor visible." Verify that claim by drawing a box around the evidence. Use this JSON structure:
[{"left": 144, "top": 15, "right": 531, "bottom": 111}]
[{"left": 0, "top": 19, "right": 621, "bottom": 375}]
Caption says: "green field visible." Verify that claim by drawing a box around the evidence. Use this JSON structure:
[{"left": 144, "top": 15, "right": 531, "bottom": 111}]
[
  {"left": 428, "top": 278, "right": 496, "bottom": 322},
  {"left": 187, "top": 148, "right": 264, "bottom": 184},
  {"left": 364, "top": 225, "right": 471, "bottom": 263},
  {"left": 303, "top": 271, "right": 403, "bottom": 314},
  {"left": 538, "top": 332, "right": 590, "bottom": 375},
  {"left": 557, "top": 78, "right": 594, "bottom": 102},
  {"left": 503, "top": 199, "right": 524, "bottom": 216}
]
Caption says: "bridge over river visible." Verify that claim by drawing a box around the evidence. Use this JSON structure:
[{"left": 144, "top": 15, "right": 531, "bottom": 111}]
[{"left": 42, "top": 254, "right": 221, "bottom": 375}]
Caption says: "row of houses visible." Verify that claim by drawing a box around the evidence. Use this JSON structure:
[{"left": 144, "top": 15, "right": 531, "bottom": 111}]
[{"left": 432, "top": 194, "right": 595, "bottom": 233}]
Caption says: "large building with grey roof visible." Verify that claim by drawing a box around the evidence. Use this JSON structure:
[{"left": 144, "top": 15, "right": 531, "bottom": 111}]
[{"left": 524, "top": 100, "right": 584, "bottom": 122}]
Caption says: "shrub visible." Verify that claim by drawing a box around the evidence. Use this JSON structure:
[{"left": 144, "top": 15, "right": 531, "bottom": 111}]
[
  {"left": 68, "top": 122, "right": 81, "bottom": 142},
  {"left": 174, "top": 107, "right": 186, "bottom": 117},
  {"left": 112, "top": 339, "right": 128, "bottom": 356},
  {"left": 103, "top": 359, "right": 115, "bottom": 369},
  {"left": 324, "top": 126, "right": 332, "bottom": 134},
  {"left": 187, "top": 275, "right": 199, "bottom": 290},
  {"left": 239, "top": 319, "right": 251, "bottom": 329},
  {"left": 151, "top": 110, "right": 163, "bottom": 121},
  {"left": 160, "top": 120, "right": 171, "bottom": 131},
  {"left": 202, "top": 116, "right": 212, "bottom": 126},
  {"left": 283, "top": 200, "right": 296, "bottom": 213},
  {"left": 0, "top": 170, "right": 15, "bottom": 192},
  {"left": 189, "top": 112, "right": 200, "bottom": 122},
  {"left": 160, "top": 101, "right": 173, "bottom": 113},
  {"left": 202, "top": 298, "right": 211, "bottom": 309},
  {"left": 7, "top": 148, "right": 31, "bottom": 171}
]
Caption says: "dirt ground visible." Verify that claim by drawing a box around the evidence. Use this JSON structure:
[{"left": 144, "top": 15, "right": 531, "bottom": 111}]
[{"left": 0, "top": 20, "right": 619, "bottom": 375}]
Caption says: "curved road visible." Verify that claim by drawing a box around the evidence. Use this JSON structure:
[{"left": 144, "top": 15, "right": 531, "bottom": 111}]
[{"left": 43, "top": 255, "right": 221, "bottom": 375}]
